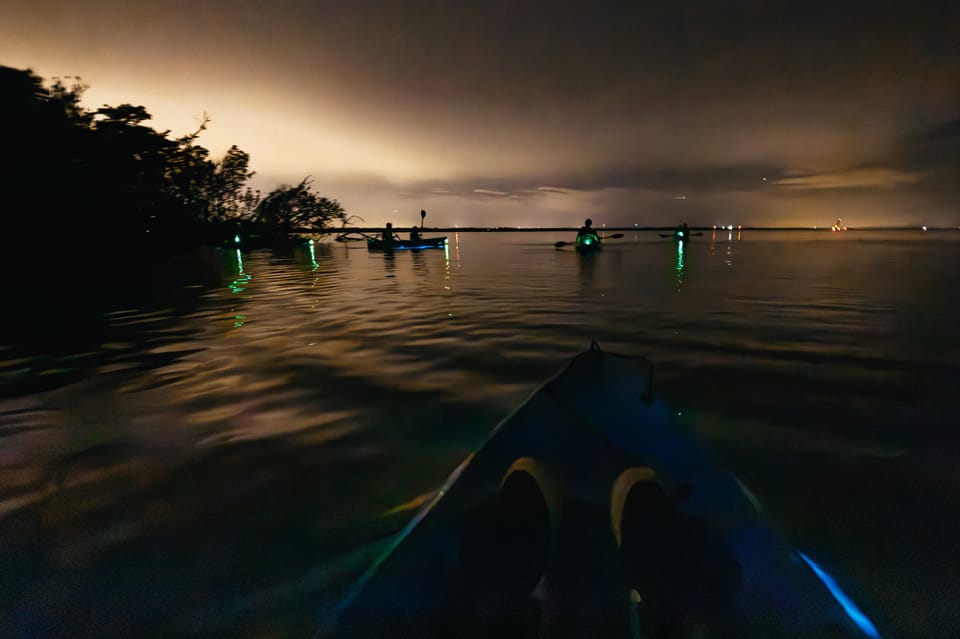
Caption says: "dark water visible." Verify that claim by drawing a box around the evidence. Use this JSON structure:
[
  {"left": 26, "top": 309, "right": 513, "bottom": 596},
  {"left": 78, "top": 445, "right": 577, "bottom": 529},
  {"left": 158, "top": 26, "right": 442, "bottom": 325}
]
[{"left": 2, "top": 230, "right": 959, "bottom": 638}]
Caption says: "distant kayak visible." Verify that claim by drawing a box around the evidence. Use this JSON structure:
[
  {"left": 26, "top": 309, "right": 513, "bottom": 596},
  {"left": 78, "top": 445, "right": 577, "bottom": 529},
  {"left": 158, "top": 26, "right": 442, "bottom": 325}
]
[
  {"left": 366, "top": 237, "right": 447, "bottom": 250},
  {"left": 322, "top": 345, "right": 881, "bottom": 639},
  {"left": 660, "top": 231, "right": 702, "bottom": 240}
]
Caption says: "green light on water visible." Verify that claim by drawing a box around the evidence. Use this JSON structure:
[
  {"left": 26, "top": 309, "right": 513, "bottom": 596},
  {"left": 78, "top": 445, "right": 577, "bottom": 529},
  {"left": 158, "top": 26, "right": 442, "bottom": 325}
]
[
  {"left": 229, "top": 248, "right": 252, "bottom": 293},
  {"left": 309, "top": 242, "right": 318, "bottom": 270},
  {"left": 675, "top": 240, "right": 685, "bottom": 291}
]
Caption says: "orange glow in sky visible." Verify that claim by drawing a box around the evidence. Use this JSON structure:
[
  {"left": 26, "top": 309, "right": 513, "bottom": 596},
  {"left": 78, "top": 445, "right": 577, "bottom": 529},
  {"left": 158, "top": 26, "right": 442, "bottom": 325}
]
[{"left": 2, "top": 2, "right": 958, "bottom": 227}]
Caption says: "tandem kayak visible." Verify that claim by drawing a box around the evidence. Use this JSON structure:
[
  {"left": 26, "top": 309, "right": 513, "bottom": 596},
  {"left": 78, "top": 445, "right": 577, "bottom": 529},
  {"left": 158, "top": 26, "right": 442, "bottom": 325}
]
[
  {"left": 322, "top": 344, "right": 881, "bottom": 639},
  {"left": 367, "top": 237, "right": 447, "bottom": 250}
]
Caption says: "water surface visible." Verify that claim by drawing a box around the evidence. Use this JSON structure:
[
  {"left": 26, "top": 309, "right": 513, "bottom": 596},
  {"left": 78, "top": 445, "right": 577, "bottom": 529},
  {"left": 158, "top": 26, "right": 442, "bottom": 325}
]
[{"left": 2, "top": 230, "right": 959, "bottom": 638}]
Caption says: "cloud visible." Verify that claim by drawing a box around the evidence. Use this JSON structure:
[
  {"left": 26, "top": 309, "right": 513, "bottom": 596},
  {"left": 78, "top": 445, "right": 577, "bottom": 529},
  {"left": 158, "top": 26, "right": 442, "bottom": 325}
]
[
  {"left": 535, "top": 185, "right": 575, "bottom": 194},
  {"left": 472, "top": 188, "right": 509, "bottom": 196},
  {"left": 770, "top": 167, "right": 924, "bottom": 190}
]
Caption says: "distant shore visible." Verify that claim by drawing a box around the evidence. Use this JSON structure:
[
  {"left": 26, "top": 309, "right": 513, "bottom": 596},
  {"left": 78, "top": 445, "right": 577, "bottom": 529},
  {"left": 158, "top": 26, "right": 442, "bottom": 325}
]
[{"left": 308, "top": 226, "right": 957, "bottom": 234}]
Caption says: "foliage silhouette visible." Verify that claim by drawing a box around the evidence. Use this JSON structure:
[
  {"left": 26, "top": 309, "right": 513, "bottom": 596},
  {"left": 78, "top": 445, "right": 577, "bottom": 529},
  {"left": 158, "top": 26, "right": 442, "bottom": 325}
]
[
  {"left": 0, "top": 65, "right": 345, "bottom": 265},
  {"left": 254, "top": 177, "right": 346, "bottom": 236}
]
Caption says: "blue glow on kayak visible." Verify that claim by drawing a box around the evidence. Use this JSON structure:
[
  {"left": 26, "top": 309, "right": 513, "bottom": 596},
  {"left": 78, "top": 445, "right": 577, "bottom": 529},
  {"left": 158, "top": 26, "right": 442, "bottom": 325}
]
[
  {"left": 374, "top": 238, "right": 447, "bottom": 250},
  {"left": 798, "top": 552, "right": 880, "bottom": 638}
]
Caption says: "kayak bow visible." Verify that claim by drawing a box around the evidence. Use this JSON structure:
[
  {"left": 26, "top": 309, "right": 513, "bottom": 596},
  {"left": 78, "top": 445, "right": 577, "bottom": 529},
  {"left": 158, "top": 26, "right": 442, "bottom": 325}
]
[{"left": 323, "top": 345, "right": 881, "bottom": 639}]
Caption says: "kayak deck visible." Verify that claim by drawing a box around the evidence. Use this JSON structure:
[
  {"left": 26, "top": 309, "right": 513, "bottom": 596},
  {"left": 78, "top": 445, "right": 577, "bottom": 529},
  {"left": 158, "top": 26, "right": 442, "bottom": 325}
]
[
  {"left": 322, "top": 346, "right": 881, "bottom": 639},
  {"left": 575, "top": 234, "right": 601, "bottom": 251}
]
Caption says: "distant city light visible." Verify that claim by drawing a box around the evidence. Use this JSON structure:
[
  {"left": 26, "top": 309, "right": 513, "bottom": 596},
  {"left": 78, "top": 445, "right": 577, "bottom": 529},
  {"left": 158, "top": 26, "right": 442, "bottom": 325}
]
[{"left": 922, "top": 225, "right": 927, "bottom": 231}]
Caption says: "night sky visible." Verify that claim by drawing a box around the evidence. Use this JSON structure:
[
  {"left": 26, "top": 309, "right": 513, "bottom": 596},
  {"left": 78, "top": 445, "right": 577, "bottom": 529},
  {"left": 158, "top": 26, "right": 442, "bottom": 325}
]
[{"left": 3, "top": 1, "right": 958, "bottom": 227}]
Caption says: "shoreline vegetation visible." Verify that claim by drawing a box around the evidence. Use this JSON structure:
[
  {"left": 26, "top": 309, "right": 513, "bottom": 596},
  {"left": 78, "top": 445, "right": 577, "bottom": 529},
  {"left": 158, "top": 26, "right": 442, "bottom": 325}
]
[
  {"left": 0, "top": 65, "right": 346, "bottom": 264},
  {"left": 1, "top": 63, "right": 954, "bottom": 264}
]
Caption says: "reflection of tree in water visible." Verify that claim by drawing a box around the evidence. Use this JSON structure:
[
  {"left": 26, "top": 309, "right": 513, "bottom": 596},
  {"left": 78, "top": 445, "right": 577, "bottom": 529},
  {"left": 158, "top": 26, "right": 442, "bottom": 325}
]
[{"left": 1, "top": 247, "right": 225, "bottom": 399}]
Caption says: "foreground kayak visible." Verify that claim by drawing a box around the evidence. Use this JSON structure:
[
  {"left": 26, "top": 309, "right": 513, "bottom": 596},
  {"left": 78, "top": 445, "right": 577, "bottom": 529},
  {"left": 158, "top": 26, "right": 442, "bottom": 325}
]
[
  {"left": 323, "top": 345, "right": 881, "bottom": 639},
  {"left": 367, "top": 236, "right": 447, "bottom": 250},
  {"left": 575, "top": 233, "right": 602, "bottom": 252}
]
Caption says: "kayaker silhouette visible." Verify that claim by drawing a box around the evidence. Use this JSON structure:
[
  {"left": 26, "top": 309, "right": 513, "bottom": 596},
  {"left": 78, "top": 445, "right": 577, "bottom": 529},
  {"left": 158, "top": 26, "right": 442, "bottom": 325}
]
[
  {"left": 577, "top": 218, "right": 598, "bottom": 242},
  {"left": 382, "top": 222, "right": 399, "bottom": 245},
  {"left": 410, "top": 209, "right": 426, "bottom": 240}
]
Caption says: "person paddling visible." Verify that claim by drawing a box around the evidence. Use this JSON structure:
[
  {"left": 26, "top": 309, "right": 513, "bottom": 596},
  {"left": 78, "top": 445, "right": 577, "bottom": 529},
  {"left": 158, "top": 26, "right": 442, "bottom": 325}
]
[
  {"left": 382, "top": 222, "right": 400, "bottom": 245},
  {"left": 577, "top": 218, "right": 600, "bottom": 243},
  {"left": 410, "top": 209, "right": 426, "bottom": 241}
]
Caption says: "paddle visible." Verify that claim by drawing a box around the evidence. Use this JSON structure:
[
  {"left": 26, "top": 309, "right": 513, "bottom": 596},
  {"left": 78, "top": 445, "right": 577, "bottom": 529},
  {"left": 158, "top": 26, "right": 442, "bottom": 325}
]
[
  {"left": 421, "top": 209, "right": 426, "bottom": 229},
  {"left": 555, "top": 233, "right": 624, "bottom": 248}
]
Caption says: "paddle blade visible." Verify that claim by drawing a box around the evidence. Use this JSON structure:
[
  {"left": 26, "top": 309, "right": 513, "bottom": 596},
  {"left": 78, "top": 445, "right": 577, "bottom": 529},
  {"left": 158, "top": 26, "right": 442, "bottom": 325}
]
[
  {"left": 607, "top": 233, "right": 624, "bottom": 239},
  {"left": 555, "top": 241, "right": 568, "bottom": 248}
]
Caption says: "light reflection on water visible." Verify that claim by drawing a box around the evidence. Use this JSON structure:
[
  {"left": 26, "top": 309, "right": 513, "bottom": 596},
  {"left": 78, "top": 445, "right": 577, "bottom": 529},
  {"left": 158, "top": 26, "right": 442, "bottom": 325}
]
[{"left": 1, "top": 231, "right": 959, "bottom": 638}]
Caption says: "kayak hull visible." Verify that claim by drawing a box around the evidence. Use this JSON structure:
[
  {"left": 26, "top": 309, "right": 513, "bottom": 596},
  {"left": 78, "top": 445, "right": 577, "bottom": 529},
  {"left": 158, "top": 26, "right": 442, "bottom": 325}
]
[
  {"left": 574, "top": 242, "right": 601, "bottom": 252},
  {"left": 367, "top": 236, "right": 447, "bottom": 250},
  {"left": 323, "top": 347, "right": 880, "bottom": 639},
  {"left": 574, "top": 234, "right": 602, "bottom": 252}
]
